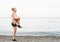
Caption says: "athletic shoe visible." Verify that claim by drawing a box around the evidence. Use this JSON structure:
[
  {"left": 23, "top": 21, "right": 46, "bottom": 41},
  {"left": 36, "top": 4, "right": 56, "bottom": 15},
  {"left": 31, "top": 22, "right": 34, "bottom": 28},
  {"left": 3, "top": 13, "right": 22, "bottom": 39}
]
[
  {"left": 12, "top": 39, "right": 17, "bottom": 41},
  {"left": 17, "top": 25, "right": 22, "bottom": 28}
]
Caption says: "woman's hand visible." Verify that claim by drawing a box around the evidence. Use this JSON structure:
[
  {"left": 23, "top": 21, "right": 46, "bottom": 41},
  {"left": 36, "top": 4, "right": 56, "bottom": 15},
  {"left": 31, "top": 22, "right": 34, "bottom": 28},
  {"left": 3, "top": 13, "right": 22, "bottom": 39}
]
[{"left": 14, "top": 16, "right": 20, "bottom": 19}]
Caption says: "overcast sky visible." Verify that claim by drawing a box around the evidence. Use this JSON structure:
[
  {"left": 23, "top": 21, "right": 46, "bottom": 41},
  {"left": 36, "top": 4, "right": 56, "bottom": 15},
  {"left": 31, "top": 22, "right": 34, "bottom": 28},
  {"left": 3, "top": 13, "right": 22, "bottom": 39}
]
[
  {"left": 0, "top": 0, "right": 48, "bottom": 17},
  {"left": 0, "top": 0, "right": 60, "bottom": 17},
  {"left": 48, "top": 0, "right": 60, "bottom": 17}
]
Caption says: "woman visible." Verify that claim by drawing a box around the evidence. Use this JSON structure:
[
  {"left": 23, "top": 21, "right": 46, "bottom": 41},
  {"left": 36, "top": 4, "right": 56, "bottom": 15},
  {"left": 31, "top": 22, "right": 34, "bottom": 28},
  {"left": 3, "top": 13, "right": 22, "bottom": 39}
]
[{"left": 11, "top": 8, "right": 22, "bottom": 41}]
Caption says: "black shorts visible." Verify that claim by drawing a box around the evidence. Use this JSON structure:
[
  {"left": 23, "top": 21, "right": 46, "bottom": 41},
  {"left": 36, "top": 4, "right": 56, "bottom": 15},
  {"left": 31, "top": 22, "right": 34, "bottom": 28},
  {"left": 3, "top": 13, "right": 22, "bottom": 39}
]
[{"left": 11, "top": 23, "right": 17, "bottom": 27}]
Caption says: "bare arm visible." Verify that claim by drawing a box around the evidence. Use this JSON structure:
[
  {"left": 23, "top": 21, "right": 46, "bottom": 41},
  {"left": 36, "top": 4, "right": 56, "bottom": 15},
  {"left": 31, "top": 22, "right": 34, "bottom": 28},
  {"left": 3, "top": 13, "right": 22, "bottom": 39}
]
[{"left": 11, "top": 14, "right": 20, "bottom": 20}]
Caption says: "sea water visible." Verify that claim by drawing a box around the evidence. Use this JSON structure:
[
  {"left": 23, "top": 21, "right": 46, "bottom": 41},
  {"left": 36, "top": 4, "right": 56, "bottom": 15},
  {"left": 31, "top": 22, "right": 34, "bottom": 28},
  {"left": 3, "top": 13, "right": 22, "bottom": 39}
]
[{"left": 0, "top": 17, "right": 60, "bottom": 36}]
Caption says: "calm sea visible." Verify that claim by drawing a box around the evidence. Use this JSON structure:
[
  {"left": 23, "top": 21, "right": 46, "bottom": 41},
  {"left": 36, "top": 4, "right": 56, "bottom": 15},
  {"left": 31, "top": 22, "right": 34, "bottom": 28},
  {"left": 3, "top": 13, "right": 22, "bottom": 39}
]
[{"left": 0, "top": 17, "right": 60, "bottom": 36}]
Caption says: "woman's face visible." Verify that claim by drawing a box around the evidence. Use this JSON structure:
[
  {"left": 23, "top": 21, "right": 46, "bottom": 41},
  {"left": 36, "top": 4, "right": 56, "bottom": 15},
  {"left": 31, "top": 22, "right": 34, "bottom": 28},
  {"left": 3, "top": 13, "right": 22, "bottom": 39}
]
[{"left": 13, "top": 8, "right": 17, "bottom": 12}]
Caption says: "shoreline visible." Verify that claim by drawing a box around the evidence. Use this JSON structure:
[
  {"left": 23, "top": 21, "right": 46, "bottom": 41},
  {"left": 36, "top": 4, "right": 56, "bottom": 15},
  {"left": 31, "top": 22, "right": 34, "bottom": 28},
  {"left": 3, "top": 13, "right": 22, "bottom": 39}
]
[{"left": 0, "top": 35, "right": 60, "bottom": 42}]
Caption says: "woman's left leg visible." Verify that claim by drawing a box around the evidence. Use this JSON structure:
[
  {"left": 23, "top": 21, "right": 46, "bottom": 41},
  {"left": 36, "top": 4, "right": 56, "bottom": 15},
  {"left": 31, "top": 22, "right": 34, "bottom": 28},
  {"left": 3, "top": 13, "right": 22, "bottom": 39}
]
[{"left": 12, "top": 26, "right": 17, "bottom": 41}]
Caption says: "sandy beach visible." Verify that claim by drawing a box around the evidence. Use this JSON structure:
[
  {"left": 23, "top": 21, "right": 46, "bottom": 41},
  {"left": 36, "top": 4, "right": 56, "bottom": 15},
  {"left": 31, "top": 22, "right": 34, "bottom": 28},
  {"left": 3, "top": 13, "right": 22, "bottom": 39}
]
[{"left": 0, "top": 35, "right": 60, "bottom": 42}]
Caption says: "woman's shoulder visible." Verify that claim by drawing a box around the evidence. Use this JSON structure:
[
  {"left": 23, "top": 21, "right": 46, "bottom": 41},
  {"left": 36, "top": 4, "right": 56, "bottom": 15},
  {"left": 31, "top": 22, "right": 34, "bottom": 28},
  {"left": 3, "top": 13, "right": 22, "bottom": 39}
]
[{"left": 11, "top": 13, "right": 14, "bottom": 16}]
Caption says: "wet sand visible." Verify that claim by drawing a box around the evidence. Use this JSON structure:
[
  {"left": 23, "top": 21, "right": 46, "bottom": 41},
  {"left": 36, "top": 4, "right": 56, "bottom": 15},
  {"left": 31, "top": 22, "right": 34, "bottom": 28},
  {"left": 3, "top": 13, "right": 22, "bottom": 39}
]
[{"left": 0, "top": 35, "right": 60, "bottom": 42}]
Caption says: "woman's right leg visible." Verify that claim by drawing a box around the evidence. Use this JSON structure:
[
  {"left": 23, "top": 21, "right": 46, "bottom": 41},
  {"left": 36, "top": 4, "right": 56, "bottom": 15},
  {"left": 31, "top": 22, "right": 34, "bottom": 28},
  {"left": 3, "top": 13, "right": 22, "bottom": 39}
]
[
  {"left": 16, "top": 18, "right": 20, "bottom": 24},
  {"left": 16, "top": 19, "right": 22, "bottom": 28}
]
